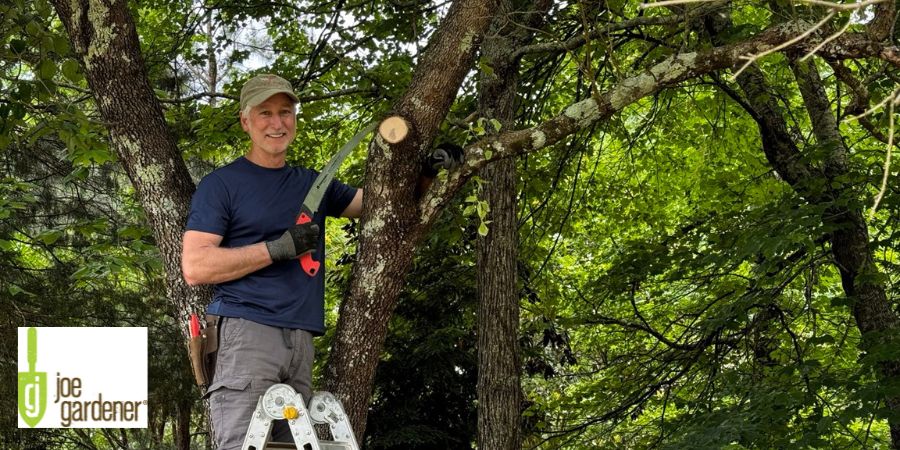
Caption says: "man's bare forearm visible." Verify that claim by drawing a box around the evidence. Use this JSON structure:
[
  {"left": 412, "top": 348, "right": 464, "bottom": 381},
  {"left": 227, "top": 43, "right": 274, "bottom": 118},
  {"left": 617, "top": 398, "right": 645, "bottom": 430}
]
[{"left": 183, "top": 242, "right": 272, "bottom": 285}]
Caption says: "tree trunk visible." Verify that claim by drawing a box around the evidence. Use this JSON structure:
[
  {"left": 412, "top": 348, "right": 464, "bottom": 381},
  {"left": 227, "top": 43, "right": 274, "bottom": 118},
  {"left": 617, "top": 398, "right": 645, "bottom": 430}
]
[
  {"left": 205, "top": 9, "right": 218, "bottom": 108},
  {"left": 50, "top": 0, "right": 215, "bottom": 441},
  {"left": 702, "top": 9, "right": 900, "bottom": 441},
  {"left": 48, "top": 0, "right": 210, "bottom": 319},
  {"left": 790, "top": 59, "right": 900, "bottom": 446},
  {"left": 324, "top": 0, "right": 498, "bottom": 436},
  {"left": 476, "top": 153, "right": 521, "bottom": 450},
  {"left": 473, "top": 0, "right": 549, "bottom": 446},
  {"left": 175, "top": 401, "right": 192, "bottom": 450}
]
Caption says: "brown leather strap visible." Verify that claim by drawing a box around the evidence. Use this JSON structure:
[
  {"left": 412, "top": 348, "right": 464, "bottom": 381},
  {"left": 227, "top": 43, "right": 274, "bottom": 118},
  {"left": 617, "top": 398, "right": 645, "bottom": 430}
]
[{"left": 188, "top": 336, "right": 206, "bottom": 386}]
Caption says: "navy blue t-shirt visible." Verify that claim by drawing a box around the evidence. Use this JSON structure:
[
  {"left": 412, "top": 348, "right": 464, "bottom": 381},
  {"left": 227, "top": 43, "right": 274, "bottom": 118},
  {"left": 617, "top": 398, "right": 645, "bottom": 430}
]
[{"left": 185, "top": 156, "right": 357, "bottom": 334}]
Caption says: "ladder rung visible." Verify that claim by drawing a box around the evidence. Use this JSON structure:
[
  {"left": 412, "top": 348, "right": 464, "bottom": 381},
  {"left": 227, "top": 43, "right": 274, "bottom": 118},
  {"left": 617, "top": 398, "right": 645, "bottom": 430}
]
[
  {"left": 320, "top": 443, "right": 354, "bottom": 450},
  {"left": 262, "top": 442, "right": 352, "bottom": 450}
]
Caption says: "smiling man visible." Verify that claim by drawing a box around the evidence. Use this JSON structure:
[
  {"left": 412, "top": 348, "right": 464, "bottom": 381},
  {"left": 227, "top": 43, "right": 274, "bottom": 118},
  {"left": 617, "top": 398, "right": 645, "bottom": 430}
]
[{"left": 180, "top": 74, "right": 362, "bottom": 449}]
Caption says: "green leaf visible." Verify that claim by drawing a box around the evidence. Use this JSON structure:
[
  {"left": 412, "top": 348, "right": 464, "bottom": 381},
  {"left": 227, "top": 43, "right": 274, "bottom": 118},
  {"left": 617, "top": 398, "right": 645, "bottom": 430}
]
[
  {"left": 62, "top": 60, "right": 82, "bottom": 82},
  {"left": 70, "top": 265, "right": 93, "bottom": 280},
  {"left": 37, "top": 229, "right": 62, "bottom": 245},
  {"left": 9, "top": 39, "right": 27, "bottom": 54},
  {"left": 478, "top": 59, "right": 494, "bottom": 78},
  {"left": 478, "top": 222, "right": 488, "bottom": 236},
  {"left": 53, "top": 35, "right": 70, "bottom": 55},
  {"left": 8, "top": 284, "right": 31, "bottom": 297},
  {"left": 25, "top": 20, "right": 42, "bottom": 37},
  {"left": 807, "top": 335, "right": 835, "bottom": 346},
  {"left": 38, "top": 59, "right": 56, "bottom": 79},
  {"left": 484, "top": 149, "right": 493, "bottom": 160},
  {"left": 830, "top": 296, "right": 853, "bottom": 307},
  {"left": 119, "top": 226, "right": 146, "bottom": 239}
]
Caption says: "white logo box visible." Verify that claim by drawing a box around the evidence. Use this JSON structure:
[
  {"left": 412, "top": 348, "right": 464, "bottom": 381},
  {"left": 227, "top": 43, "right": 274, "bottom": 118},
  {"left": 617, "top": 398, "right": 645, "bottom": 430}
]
[{"left": 18, "top": 327, "right": 148, "bottom": 428}]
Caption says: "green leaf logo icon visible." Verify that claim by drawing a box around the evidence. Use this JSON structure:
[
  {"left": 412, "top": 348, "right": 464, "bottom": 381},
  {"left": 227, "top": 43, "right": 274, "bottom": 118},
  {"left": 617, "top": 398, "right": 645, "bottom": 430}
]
[{"left": 18, "top": 327, "right": 47, "bottom": 427}]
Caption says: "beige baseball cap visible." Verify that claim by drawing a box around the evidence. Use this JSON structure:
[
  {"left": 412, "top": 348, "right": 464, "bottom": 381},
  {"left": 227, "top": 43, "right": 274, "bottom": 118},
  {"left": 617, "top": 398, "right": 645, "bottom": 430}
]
[{"left": 240, "top": 74, "right": 299, "bottom": 111}]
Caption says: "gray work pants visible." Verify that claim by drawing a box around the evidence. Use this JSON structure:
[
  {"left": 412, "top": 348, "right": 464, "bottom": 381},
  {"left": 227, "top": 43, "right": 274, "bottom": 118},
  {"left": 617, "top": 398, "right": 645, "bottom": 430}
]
[{"left": 207, "top": 317, "right": 315, "bottom": 450}]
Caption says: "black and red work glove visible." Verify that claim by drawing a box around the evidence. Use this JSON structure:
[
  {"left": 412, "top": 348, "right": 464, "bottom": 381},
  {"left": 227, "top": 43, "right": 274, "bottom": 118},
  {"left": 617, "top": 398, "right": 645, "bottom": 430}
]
[
  {"left": 423, "top": 143, "right": 464, "bottom": 177},
  {"left": 265, "top": 222, "right": 320, "bottom": 262}
]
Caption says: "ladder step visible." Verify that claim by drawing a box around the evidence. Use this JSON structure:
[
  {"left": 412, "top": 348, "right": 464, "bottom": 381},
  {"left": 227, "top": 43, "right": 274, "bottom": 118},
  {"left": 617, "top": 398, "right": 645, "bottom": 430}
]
[
  {"left": 263, "top": 442, "right": 353, "bottom": 450},
  {"left": 320, "top": 443, "right": 354, "bottom": 450}
]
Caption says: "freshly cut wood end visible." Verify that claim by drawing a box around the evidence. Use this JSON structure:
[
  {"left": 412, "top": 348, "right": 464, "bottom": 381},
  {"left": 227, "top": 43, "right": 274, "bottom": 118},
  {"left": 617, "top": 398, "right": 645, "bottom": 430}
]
[{"left": 379, "top": 116, "right": 409, "bottom": 144}]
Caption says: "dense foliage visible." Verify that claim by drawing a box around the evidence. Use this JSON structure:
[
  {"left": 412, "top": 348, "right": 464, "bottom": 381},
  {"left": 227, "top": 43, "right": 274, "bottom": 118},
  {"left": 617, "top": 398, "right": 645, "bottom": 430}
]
[{"left": 2, "top": 0, "right": 898, "bottom": 448}]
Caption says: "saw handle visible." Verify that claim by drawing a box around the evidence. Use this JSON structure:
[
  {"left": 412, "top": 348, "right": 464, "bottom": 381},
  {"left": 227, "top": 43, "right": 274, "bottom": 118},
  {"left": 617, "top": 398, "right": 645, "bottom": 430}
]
[
  {"left": 189, "top": 314, "right": 201, "bottom": 338},
  {"left": 296, "top": 212, "right": 320, "bottom": 276}
]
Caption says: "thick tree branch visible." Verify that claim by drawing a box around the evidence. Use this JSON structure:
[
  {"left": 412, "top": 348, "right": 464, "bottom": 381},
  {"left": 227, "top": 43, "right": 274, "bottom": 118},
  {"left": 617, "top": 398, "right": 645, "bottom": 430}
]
[
  {"left": 865, "top": 0, "right": 896, "bottom": 42},
  {"left": 420, "top": 21, "right": 900, "bottom": 225},
  {"left": 791, "top": 58, "right": 849, "bottom": 177},
  {"left": 423, "top": 21, "right": 830, "bottom": 222}
]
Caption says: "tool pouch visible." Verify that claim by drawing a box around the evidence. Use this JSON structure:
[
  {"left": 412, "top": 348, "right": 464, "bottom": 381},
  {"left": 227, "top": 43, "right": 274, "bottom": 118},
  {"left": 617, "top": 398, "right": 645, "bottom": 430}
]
[
  {"left": 189, "top": 334, "right": 206, "bottom": 387},
  {"left": 188, "top": 315, "right": 221, "bottom": 389}
]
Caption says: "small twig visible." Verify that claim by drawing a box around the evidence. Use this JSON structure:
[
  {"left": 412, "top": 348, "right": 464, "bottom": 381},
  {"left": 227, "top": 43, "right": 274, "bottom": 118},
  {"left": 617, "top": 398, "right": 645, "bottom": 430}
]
[
  {"left": 157, "top": 86, "right": 376, "bottom": 104},
  {"left": 839, "top": 84, "right": 897, "bottom": 219},
  {"left": 639, "top": 0, "right": 712, "bottom": 8},
  {"left": 731, "top": 12, "right": 834, "bottom": 80},
  {"left": 641, "top": 0, "right": 886, "bottom": 8},
  {"left": 578, "top": 0, "right": 606, "bottom": 107},
  {"left": 870, "top": 98, "right": 894, "bottom": 219},
  {"left": 158, "top": 91, "right": 236, "bottom": 104},
  {"left": 843, "top": 87, "right": 900, "bottom": 122},
  {"left": 796, "top": 0, "right": 886, "bottom": 11}
]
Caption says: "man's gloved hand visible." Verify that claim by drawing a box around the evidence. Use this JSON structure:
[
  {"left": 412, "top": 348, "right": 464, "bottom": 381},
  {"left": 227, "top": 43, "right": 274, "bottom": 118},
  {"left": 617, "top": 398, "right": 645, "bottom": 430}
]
[
  {"left": 423, "top": 143, "right": 464, "bottom": 177},
  {"left": 265, "top": 222, "right": 320, "bottom": 262}
]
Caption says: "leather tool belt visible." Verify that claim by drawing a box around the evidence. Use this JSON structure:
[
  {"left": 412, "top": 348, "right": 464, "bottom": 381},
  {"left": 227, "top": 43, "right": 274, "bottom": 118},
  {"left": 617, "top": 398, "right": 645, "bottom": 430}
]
[{"left": 188, "top": 314, "right": 220, "bottom": 390}]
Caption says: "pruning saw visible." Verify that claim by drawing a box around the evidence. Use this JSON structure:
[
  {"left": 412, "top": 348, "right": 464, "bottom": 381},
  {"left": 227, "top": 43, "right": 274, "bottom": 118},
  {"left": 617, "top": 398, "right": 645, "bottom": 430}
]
[{"left": 296, "top": 121, "right": 377, "bottom": 276}]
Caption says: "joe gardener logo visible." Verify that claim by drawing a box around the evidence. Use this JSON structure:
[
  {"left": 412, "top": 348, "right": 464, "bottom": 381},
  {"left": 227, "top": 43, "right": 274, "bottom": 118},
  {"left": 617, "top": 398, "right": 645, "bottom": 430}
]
[
  {"left": 18, "top": 327, "right": 46, "bottom": 427},
  {"left": 17, "top": 327, "right": 148, "bottom": 428}
]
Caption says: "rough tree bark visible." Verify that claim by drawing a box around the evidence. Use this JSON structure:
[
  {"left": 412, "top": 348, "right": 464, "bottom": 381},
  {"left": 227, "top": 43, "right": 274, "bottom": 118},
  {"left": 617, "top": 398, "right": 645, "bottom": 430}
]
[
  {"left": 49, "top": 0, "right": 214, "bottom": 447},
  {"left": 475, "top": 0, "right": 550, "bottom": 446},
  {"left": 324, "top": 0, "right": 499, "bottom": 435},
  {"left": 475, "top": 147, "right": 521, "bottom": 449},
  {"left": 175, "top": 401, "right": 192, "bottom": 450},
  {"left": 48, "top": 0, "right": 209, "bottom": 320}
]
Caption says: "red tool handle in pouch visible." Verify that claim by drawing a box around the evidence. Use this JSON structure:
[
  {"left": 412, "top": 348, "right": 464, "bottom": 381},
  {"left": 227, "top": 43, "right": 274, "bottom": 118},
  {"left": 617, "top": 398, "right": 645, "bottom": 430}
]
[
  {"left": 190, "top": 314, "right": 200, "bottom": 338},
  {"left": 295, "top": 211, "right": 320, "bottom": 276}
]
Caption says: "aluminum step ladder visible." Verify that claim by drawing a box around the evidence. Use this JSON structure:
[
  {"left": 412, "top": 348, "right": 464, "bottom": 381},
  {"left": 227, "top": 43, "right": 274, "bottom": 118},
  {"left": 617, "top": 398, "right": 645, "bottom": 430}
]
[{"left": 241, "top": 384, "right": 359, "bottom": 450}]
